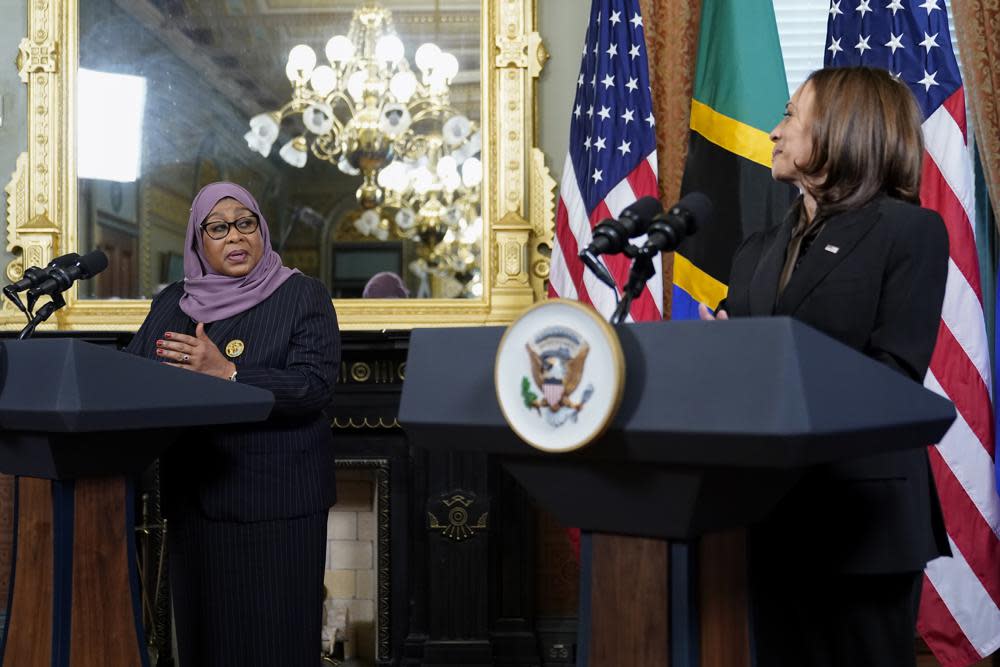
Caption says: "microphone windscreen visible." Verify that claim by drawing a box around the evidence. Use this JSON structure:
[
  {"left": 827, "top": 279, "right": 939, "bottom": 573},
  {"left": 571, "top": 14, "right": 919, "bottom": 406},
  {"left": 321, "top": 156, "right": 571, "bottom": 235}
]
[
  {"left": 78, "top": 250, "right": 109, "bottom": 278},
  {"left": 47, "top": 253, "right": 81, "bottom": 269},
  {"left": 675, "top": 192, "right": 714, "bottom": 233},
  {"left": 620, "top": 196, "right": 664, "bottom": 224}
]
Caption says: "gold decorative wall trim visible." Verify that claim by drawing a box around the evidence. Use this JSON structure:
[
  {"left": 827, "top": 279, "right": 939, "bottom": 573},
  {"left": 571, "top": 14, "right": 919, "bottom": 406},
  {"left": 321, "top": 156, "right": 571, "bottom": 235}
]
[
  {"left": 4, "top": 153, "right": 28, "bottom": 284},
  {"left": 331, "top": 417, "right": 401, "bottom": 430},
  {"left": 529, "top": 147, "right": 557, "bottom": 298},
  {"left": 2, "top": 0, "right": 555, "bottom": 331},
  {"left": 427, "top": 490, "right": 489, "bottom": 542},
  {"left": 337, "top": 359, "right": 404, "bottom": 385},
  {"left": 16, "top": 37, "right": 58, "bottom": 83}
]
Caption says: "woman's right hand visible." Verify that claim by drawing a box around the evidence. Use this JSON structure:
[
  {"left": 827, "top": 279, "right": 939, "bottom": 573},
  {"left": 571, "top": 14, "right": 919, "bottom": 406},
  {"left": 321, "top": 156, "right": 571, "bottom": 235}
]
[{"left": 698, "top": 303, "right": 729, "bottom": 321}]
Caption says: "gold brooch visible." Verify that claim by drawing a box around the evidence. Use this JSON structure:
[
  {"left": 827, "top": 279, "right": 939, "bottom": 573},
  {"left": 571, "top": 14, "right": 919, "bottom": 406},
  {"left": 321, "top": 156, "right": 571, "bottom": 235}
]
[{"left": 225, "top": 339, "right": 245, "bottom": 358}]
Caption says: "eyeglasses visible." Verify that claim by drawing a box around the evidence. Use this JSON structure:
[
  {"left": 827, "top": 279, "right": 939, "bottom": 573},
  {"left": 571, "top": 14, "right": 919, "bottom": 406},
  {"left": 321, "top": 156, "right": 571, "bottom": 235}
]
[{"left": 200, "top": 217, "right": 260, "bottom": 240}]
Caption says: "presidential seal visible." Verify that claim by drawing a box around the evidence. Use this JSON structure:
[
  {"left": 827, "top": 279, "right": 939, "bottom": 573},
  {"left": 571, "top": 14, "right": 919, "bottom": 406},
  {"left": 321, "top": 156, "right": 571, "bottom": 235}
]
[
  {"left": 523, "top": 327, "right": 594, "bottom": 427},
  {"left": 495, "top": 299, "right": 624, "bottom": 453}
]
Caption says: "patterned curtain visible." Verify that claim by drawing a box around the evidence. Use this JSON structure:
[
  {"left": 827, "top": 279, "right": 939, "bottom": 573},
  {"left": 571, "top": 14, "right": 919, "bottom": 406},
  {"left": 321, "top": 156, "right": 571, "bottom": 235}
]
[
  {"left": 637, "top": 0, "right": 702, "bottom": 318},
  {"left": 952, "top": 1, "right": 1000, "bottom": 220}
]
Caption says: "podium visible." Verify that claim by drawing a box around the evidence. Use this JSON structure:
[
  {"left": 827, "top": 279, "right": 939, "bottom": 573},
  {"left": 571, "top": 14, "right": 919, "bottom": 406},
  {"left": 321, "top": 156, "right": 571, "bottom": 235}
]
[
  {"left": 399, "top": 317, "right": 955, "bottom": 666},
  {"left": 0, "top": 339, "right": 274, "bottom": 667}
]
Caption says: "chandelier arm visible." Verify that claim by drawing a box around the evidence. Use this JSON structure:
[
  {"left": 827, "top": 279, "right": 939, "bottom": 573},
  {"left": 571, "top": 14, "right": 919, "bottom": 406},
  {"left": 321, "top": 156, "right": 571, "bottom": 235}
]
[
  {"left": 276, "top": 100, "right": 303, "bottom": 120},
  {"left": 328, "top": 117, "right": 346, "bottom": 138},
  {"left": 408, "top": 103, "right": 474, "bottom": 128},
  {"left": 405, "top": 99, "right": 445, "bottom": 120},
  {"left": 408, "top": 108, "right": 445, "bottom": 125},
  {"left": 326, "top": 91, "right": 357, "bottom": 118},
  {"left": 310, "top": 142, "right": 338, "bottom": 162},
  {"left": 311, "top": 132, "right": 344, "bottom": 161}
]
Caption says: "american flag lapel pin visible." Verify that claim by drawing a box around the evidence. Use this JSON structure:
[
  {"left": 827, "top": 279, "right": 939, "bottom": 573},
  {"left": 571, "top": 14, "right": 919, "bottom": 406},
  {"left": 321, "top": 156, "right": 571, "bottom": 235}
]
[{"left": 824, "top": 245, "right": 839, "bottom": 254}]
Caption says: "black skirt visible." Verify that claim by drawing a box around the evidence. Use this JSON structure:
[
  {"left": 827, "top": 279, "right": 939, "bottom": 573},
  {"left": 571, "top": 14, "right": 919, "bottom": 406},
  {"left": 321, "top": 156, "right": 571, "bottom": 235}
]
[{"left": 168, "top": 510, "right": 328, "bottom": 667}]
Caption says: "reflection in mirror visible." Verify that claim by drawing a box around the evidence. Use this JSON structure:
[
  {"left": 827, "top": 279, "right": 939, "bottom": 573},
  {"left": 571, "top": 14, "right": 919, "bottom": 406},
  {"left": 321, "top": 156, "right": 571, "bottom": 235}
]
[{"left": 77, "top": 0, "right": 481, "bottom": 300}]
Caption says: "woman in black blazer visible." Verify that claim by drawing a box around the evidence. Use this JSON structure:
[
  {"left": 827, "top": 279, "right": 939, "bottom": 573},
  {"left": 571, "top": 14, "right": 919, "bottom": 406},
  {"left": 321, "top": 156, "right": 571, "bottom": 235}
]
[
  {"left": 127, "top": 182, "right": 340, "bottom": 666},
  {"left": 701, "top": 67, "right": 951, "bottom": 666}
]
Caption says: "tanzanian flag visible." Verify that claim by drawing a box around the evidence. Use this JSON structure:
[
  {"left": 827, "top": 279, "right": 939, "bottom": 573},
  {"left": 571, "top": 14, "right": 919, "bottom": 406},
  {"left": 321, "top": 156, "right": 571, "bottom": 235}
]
[{"left": 672, "top": 0, "right": 796, "bottom": 320}]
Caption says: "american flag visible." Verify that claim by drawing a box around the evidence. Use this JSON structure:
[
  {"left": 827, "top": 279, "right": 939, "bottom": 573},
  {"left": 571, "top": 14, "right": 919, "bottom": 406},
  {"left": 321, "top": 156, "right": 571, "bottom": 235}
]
[
  {"left": 548, "top": 0, "right": 662, "bottom": 321},
  {"left": 826, "top": 2, "right": 999, "bottom": 664}
]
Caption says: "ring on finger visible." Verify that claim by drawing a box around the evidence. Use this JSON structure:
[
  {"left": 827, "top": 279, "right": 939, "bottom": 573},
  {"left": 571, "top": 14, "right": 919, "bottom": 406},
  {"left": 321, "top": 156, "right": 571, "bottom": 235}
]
[{"left": 182, "top": 354, "right": 189, "bottom": 362}]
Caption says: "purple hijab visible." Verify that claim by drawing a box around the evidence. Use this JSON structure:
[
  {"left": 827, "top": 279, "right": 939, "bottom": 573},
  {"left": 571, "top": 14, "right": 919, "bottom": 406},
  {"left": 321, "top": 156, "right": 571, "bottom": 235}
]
[
  {"left": 363, "top": 271, "right": 410, "bottom": 298},
  {"left": 178, "top": 182, "right": 299, "bottom": 323}
]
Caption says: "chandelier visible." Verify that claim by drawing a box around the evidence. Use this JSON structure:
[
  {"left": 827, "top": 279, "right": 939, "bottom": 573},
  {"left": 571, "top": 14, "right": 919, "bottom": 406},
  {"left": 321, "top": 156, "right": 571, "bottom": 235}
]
[
  {"left": 353, "top": 161, "right": 483, "bottom": 296},
  {"left": 243, "top": 0, "right": 482, "bottom": 295}
]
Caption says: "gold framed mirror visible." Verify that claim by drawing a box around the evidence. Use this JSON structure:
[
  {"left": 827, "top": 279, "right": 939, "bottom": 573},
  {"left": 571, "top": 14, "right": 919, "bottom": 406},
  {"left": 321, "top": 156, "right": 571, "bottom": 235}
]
[{"left": 2, "top": 0, "right": 555, "bottom": 331}]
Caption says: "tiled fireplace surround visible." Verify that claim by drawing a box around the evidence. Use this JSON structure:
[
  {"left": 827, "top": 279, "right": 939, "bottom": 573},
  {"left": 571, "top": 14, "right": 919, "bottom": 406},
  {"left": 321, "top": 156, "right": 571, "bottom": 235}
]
[{"left": 324, "top": 465, "right": 385, "bottom": 663}]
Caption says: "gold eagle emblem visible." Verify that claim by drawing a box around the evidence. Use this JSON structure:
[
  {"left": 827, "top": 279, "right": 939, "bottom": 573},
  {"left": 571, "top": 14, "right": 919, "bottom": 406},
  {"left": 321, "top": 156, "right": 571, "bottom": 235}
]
[{"left": 522, "top": 326, "right": 594, "bottom": 420}]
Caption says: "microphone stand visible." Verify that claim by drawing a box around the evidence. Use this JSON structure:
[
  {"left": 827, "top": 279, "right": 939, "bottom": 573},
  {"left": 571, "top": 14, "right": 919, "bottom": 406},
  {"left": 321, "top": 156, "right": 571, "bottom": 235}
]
[
  {"left": 17, "top": 291, "right": 65, "bottom": 340},
  {"left": 610, "top": 244, "right": 657, "bottom": 325}
]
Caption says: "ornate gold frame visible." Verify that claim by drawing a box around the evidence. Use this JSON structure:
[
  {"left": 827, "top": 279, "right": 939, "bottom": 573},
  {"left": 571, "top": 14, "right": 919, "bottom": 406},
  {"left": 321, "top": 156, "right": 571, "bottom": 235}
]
[{"left": 3, "top": 0, "right": 556, "bottom": 331}]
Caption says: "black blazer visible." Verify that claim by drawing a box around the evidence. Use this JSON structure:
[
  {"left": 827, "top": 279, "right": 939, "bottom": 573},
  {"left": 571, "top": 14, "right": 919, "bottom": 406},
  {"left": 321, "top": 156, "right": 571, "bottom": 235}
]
[
  {"left": 723, "top": 195, "right": 951, "bottom": 574},
  {"left": 126, "top": 274, "right": 340, "bottom": 523}
]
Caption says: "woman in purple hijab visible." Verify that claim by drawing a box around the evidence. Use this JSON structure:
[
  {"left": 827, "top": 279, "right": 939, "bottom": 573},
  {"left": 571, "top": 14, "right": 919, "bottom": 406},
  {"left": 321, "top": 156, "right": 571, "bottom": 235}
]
[
  {"left": 362, "top": 271, "right": 410, "bottom": 298},
  {"left": 126, "top": 182, "right": 340, "bottom": 667}
]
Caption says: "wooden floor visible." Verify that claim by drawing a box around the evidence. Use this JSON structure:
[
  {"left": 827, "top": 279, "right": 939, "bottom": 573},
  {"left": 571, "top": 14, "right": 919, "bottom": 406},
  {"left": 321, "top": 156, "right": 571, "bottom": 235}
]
[{"left": 917, "top": 640, "right": 998, "bottom": 666}]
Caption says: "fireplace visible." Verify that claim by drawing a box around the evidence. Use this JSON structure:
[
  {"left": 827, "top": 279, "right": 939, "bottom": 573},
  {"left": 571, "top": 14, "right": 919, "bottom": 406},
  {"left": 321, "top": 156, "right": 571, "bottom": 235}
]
[{"left": 323, "top": 460, "right": 391, "bottom": 664}]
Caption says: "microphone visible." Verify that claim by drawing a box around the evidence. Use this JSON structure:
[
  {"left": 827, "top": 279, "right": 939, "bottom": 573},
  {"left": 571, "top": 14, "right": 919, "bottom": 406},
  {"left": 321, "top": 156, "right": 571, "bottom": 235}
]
[
  {"left": 643, "top": 192, "right": 713, "bottom": 253},
  {"left": 579, "top": 196, "right": 664, "bottom": 292},
  {"left": 28, "top": 250, "right": 109, "bottom": 297},
  {"left": 5, "top": 253, "right": 81, "bottom": 293},
  {"left": 583, "top": 196, "right": 663, "bottom": 256}
]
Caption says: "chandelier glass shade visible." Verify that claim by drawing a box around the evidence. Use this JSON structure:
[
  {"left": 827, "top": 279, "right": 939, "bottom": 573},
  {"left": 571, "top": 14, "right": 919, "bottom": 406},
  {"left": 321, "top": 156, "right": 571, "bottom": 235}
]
[{"left": 245, "top": 0, "right": 482, "bottom": 295}]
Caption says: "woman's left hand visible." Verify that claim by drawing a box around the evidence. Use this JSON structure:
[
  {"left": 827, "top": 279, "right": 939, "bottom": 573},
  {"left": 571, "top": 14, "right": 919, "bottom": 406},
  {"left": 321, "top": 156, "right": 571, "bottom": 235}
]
[
  {"left": 156, "top": 322, "right": 236, "bottom": 380},
  {"left": 698, "top": 303, "right": 729, "bottom": 321}
]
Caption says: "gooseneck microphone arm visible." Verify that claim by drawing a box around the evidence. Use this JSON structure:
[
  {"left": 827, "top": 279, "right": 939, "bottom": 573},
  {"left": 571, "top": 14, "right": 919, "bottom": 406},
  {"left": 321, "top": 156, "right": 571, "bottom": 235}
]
[
  {"left": 578, "top": 248, "right": 618, "bottom": 294},
  {"left": 610, "top": 244, "right": 659, "bottom": 325},
  {"left": 17, "top": 292, "right": 65, "bottom": 340},
  {"left": 3, "top": 285, "right": 28, "bottom": 318}
]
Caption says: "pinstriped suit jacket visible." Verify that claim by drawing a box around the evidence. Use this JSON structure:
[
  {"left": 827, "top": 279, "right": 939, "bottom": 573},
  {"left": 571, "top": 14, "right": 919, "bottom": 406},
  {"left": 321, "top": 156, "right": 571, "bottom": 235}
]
[{"left": 126, "top": 274, "right": 340, "bottom": 522}]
